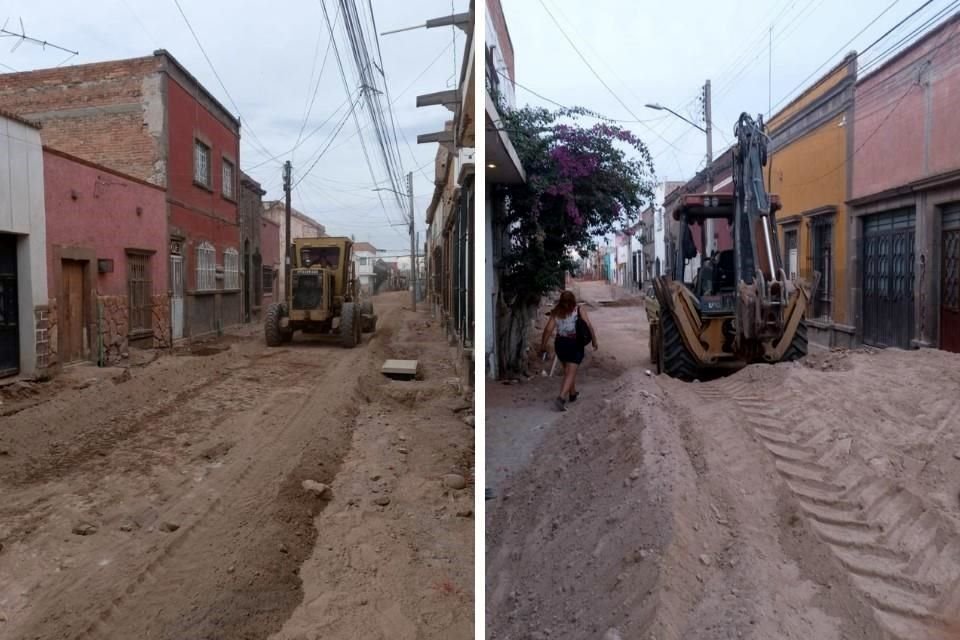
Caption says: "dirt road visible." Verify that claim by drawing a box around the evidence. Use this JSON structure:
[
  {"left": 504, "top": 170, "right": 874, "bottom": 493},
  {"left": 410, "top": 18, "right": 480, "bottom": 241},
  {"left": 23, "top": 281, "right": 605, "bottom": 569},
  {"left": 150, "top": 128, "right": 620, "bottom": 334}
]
[
  {"left": 487, "top": 280, "right": 960, "bottom": 640},
  {"left": 0, "top": 291, "right": 473, "bottom": 640}
]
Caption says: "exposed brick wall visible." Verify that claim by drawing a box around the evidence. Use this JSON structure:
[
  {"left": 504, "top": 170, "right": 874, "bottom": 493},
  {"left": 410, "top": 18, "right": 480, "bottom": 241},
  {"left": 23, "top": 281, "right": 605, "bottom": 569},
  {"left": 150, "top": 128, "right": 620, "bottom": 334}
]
[{"left": 0, "top": 56, "right": 167, "bottom": 186}]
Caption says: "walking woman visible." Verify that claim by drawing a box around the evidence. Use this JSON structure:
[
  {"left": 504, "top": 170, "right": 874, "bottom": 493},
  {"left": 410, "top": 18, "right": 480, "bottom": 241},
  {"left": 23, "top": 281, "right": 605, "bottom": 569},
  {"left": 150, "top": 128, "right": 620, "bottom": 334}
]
[{"left": 540, "top": 291, "right": 598, "bottom": 411}]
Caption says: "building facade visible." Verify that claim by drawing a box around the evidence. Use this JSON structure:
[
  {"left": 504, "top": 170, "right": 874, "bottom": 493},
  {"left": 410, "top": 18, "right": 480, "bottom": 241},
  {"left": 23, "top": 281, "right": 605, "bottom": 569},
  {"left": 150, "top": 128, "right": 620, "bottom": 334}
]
[
  {"left": 848, "top": 15, "right": 960, "bottom": 353},
  {"left": 239, "top": 172, "right": 265, "bottom": 323},
  {"left": 0, "top": 112, "right": 49, "bottom": 378},
  {"left": 262, "top": 201, "right": 325, "bottom": 297},
  {"left": 767, "top": 54, "right": 857, "bottom": 348},
  {"left": 420, "top": 0, "right": 476, "bottom": 382},
  {"left": 0, "top": 50, "right": 243, "bottom": 343},
  {"left": 260, "top": 216, "right": 280, "bottom": 309},
  {"left": 43, "top": 147, "right": 169, "bottom": 367},
  {"left": 352, "top": 241, "right": 378, "bottom": 294},
  {"left": 483, "top": 0, "right": 524, "bottom": 379}
]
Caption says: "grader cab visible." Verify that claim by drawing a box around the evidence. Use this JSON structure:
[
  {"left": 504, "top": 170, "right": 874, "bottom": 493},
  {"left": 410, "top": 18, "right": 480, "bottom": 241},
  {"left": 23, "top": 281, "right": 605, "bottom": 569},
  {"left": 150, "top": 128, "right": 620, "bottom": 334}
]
[{"left": 264, "top": 236, "right": 376, "bottom": 348}]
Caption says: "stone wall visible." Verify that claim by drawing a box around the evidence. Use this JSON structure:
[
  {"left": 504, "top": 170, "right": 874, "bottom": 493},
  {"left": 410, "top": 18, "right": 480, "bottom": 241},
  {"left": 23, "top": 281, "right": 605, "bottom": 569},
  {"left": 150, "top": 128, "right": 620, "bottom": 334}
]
[
  {"left": 43, "top": 298, "right": 59, "bottom": 370},
  {"left": 151, "top": 294, "right": 171, "bottom": 349},
  {"left": 35, "top": 304, "right": 52, "bottom": 375}
]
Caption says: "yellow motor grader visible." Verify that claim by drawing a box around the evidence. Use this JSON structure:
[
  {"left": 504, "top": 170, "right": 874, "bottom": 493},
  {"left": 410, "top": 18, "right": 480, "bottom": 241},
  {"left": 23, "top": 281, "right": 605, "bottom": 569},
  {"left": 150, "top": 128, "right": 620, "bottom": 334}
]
[
  {"left": 265, "top": 236, "right": 376, "bottom": 348},
  {"left": 648, "top": 113, "right": 815, "bottom": 380}
]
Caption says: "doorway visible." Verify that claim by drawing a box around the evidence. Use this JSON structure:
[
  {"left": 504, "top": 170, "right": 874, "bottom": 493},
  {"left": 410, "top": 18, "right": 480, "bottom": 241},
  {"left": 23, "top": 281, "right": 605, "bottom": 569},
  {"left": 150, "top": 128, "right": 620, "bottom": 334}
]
[
  {"left": 0, "top": 234, "right": 19, "bottom": 377},
  {"left": 941, "top": 205, "right": 960, "bottom": 353},
  {"left": 61, "top": 259, "right": 87, "bottom": 363}
]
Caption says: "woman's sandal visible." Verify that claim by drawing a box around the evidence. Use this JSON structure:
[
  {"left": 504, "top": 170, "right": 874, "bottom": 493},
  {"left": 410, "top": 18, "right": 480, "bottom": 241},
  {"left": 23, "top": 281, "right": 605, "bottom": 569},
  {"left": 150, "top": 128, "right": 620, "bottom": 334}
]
[{"left": 569, "top": 392, "right": 579, "bottom": 403}]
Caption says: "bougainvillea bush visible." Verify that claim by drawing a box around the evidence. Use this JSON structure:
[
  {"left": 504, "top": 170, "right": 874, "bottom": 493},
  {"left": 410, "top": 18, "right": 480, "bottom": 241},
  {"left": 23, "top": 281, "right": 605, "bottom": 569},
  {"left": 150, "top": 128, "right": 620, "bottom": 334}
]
[{"left": 491, "top": 104, "right": 656, "bottom": 374}]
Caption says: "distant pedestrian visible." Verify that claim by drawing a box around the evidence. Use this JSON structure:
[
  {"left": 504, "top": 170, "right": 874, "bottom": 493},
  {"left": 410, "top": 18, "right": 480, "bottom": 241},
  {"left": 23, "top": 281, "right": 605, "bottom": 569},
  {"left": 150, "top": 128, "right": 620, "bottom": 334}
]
[{"left": 540, "top": 290, "right": 598, "bottom": 411}]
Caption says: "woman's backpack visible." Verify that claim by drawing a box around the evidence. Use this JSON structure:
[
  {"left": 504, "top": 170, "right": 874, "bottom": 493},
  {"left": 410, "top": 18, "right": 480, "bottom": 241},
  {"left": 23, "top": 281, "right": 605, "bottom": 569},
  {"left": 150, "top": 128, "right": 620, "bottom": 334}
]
[{"left": 575, "top": 306, "right": 592, "bottom": 347}]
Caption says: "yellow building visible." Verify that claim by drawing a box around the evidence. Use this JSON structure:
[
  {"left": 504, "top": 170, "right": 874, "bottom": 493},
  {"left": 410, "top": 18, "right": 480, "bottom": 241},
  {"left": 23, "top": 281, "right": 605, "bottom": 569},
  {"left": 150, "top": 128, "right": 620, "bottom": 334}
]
[{"left": 766, "top": 53, "right": 857, "bottom": 347}]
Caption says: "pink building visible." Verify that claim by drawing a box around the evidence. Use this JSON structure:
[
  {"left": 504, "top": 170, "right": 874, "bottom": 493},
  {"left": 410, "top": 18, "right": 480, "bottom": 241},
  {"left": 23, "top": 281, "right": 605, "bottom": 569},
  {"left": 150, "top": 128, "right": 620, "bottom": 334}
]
[
  {"left": 260, "top": 216, "right": 280, "bottom": 308},
  {"left": 43, "top": 147, "right": 169, "bottom": 367},
  {"left": 848, "top": 14, "right": 960, "bottom": 352}
]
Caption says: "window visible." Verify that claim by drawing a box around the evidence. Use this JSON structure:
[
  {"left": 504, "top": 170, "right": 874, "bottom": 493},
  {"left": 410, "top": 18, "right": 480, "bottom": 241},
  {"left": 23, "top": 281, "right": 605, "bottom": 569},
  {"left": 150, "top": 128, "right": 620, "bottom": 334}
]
[
  {"left": 359, "top": 257, "right": 368, "bottom": 266},
  {"left": 224, "top": 248, "right": 239, "bottom": 289},
  {"left": 196, "top": 242, "right": 216, "bottom": 290},
  {"left": 810, "top": 217, "right": 833, "bottom": 320},
  {"left": 222, "top": 158, "right": 235, "bottom": 199},
  {"left": 194, "top": 140, "right": 211, "bottom": 187},
  {"left": 127, "top": 252, "right": 153, "bottom": 334},
  {"left": 783, "top": 229, "right": 798, "bottom": 281},
  {"left": 262, "top": 266, "right": 274, "bottom": 294}
]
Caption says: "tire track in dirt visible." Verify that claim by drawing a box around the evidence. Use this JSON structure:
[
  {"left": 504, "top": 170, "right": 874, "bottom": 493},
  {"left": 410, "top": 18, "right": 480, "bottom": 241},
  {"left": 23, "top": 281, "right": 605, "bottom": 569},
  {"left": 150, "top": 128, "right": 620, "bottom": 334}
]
[
  {"left": 7, "top": 303, "right": 401, "bottom": 640},
  {"left": 699, "top": 372, "right": 960, "bottom": 640}
]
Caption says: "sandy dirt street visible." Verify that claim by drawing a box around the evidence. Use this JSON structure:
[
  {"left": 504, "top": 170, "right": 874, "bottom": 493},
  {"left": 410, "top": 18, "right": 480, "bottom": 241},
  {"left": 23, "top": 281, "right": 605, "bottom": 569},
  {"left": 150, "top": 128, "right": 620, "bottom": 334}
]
[
  {"left": 487, "top": 280, "right": 960, "bottom": 640},
  {"left": 0, "top": 291, "right": 473, "bottom": 640}
]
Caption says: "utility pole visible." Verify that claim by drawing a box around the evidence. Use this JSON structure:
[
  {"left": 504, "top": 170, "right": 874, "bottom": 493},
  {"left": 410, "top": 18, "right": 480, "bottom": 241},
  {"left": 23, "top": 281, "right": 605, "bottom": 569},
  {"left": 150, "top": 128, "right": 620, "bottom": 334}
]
[
  {"left": 407, "top": 171, "right": 416, "bottom": 311},
  {"left": 283, "top": 161, "right": 292, "bottom": 295},
  {"left": 703, "top": 79, "right": 715, "bottom": 256}
]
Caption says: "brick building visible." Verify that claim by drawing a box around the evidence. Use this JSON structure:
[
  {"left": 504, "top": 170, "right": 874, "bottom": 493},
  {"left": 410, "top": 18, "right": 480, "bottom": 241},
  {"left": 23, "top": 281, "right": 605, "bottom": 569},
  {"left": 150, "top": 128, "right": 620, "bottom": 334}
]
[
  {"left": 0, "top": 50, "right": 243, "bottom": 342},
  {"left": 43, "top": 147, "right": 169, "bottom": 367}
]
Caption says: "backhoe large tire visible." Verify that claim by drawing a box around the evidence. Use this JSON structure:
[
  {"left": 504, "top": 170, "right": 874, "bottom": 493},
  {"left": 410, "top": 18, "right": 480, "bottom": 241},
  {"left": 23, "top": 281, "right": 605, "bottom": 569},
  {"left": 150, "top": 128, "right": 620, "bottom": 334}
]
[
  {"left": 782, "top": 318, "right": 808, "bottom": 362},
  {"left": 340, "top": 302, "right": 359, "bottom": 348},
  {"left": 659, "top": 308, "right": 698, "bottom": 381},
  {"left": 265, "top": 303, "right": 284, "bottom": 347}
]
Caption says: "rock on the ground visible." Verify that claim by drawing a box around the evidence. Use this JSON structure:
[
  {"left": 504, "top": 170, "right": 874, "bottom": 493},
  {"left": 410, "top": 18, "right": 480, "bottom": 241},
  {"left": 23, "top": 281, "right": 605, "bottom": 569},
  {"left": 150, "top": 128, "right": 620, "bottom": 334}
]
[
  {"left": 72, "top": 523, "right": 98, "bottom": 536},
  {"left": 160, "top": 522, "right": 180, "bottom": 533},
  {"left": 700, "top": 553, "right": 713, "bottom": 566},
  {"left": 603, "top": 629, "right": 624, "bottom": 640},
  {"left": 373, "top": 496, "right": 391, "bottom": 506},
  {"left": 302, "top": 480, "right": 330, "bottom": 496},
  {"left": 463, "top": 415, "right": 475, "bottom": 427},
  {"left": 442, "top": 473, "right": 467, "bottom": 490}
]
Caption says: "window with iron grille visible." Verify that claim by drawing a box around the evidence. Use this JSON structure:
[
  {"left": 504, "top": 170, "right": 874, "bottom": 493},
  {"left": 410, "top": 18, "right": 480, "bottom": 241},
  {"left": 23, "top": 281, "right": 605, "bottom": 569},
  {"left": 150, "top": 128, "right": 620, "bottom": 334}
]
[
  {"left": 224, "top": 248, "right": 239, "bottom": 289},
  {"left": 262, "top": 265, "right": 274, "bottom": 294},
  {"left": 127, "top": 252, "right": 153, "bottom": 334},
  {"left": 194, "top": 140, "right": 211, "bottom": 187},
  {"left": 196, "top": 242, "right": 216, "bottom": 290},
  {"left": 222, "top": 158, "right": 235, "bottom": 198},
  {"left": 810, "top": 217, "right": 833, "bottom": 320}
]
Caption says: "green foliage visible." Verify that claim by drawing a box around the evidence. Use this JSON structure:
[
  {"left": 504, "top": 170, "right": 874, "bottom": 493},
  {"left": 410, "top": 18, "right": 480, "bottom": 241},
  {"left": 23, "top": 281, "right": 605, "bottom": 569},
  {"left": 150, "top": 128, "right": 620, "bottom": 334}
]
[{"left": 492, "top": 104, "right": 656, "bottom": 304}]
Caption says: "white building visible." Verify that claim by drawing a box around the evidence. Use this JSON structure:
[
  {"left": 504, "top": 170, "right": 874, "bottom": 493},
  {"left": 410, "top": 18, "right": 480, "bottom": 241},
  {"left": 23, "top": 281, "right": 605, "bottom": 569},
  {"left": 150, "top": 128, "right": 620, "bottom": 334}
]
[
  {"left": 352, "top": 242, "right": 377, "bottom": 294},
  {"left": 0, "top": 111, "right": 49, "bottom": 377}
]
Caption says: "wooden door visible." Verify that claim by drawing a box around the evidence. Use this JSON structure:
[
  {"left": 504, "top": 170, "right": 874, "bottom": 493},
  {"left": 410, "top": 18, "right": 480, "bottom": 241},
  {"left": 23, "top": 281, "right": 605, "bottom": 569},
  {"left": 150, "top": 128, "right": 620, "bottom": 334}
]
[{"left": 61, "top": 260, "right": 86, "bottom": 362}]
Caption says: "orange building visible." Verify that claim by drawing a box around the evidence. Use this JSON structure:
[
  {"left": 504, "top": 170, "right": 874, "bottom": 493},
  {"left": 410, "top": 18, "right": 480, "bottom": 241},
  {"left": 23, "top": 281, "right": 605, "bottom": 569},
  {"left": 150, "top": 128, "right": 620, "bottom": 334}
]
[{"left": 766, "top": 54, "right": 857, "bottom": 347}]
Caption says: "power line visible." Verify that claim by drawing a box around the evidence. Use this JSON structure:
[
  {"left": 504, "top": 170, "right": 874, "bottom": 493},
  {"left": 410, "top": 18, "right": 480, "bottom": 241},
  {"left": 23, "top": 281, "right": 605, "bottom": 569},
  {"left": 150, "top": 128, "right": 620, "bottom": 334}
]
[
  {"left": 292, "top": 4, "right": 342, "bottom": 165},
  {"left": 535, "top": 0, "right": 686, "bottom": 155},
  {"left": 170, "top": 0, "right": 276, "bottom": 162},
  {"left": 768, "top": 0, "right": 916, "bottom": 115}
]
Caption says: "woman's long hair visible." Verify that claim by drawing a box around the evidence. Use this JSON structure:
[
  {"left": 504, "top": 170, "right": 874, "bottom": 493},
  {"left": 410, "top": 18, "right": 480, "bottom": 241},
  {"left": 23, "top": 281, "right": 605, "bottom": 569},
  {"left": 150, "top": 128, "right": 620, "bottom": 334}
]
[{"left": 551, "top": 290, "right": 577, "bottom": 319}]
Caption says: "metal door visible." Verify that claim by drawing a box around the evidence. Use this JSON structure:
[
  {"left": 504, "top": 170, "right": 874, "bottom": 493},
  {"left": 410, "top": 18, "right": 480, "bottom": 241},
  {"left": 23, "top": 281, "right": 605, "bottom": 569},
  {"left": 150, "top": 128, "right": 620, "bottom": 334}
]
[
  {"left": 941, "top": 206, "right": 960, "bottom": 353},
  {"left": 170, "top": 255, "right": 184, "bottom": 340},
  {"left": 862, "top": 209, "right": 915, "bottom": 348},
  {"left": 0, "top": 234, "right": 19, "bottom": 377}
]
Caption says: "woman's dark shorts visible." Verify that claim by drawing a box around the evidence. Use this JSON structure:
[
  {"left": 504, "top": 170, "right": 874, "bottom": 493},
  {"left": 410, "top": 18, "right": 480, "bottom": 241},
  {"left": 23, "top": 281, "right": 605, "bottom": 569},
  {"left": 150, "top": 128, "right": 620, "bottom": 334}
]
[{"left": 555, "top": 336, "right": 584, "bottom": 365}]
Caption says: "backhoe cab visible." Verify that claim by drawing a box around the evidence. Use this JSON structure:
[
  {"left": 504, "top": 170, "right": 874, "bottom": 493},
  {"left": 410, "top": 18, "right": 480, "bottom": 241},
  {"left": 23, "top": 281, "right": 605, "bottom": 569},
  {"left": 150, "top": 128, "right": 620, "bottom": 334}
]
[
  {"left": 649, "top": 113, "right": 814, "bottom": 380},
  {"left": 264, "top": 236, "right": 377, "bottom": 348}
]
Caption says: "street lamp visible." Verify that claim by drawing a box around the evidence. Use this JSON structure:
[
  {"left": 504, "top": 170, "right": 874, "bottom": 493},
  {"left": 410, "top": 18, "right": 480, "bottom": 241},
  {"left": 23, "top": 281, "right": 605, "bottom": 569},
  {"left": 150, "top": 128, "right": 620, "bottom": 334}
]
[
  {"left": 644, "top": 103, "right": 706, "bottom": 133},
  {"left": 646, "top": 80, "right": 715, "bottom": 255}
]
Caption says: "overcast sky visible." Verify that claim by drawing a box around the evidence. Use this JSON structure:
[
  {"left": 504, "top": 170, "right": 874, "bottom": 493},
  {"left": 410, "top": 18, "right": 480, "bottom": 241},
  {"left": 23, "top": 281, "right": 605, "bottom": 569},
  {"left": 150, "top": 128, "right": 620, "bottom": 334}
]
[
  {"left": 501, "top": 0, "right": 955, "bottom": 200},
  {"left": 1, "top": 0, "right": 464, "bottom": 254}
]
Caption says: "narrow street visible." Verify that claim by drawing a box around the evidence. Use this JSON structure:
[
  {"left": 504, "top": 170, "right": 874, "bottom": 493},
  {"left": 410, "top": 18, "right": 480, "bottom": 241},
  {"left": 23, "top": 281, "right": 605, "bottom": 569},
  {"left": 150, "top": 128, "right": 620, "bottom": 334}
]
[
  {"left": 0, "top": 291, "right": 474, "bottom": 640},
  {"left": 487, "top": 280, "right": 960, "bottom": 640}
]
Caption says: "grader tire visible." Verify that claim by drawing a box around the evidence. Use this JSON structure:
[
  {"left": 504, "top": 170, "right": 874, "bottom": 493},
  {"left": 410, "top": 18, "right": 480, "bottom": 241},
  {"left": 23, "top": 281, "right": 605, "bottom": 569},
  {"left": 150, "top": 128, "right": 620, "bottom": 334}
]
[
  {"left": 782, "top": 318, "right": 808, "bottom": 362},
  {"left": 360, "top": 300, "right": 376, "bottom": 333},
  {"left": 659, "top": 309, "right": 698, "bottom": 381},
  {"left": 341, "top": 302, "right": 359, "bottom": 348},
  {"left": 265, "top": 303, "right": 284, "bottom": 347}
]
